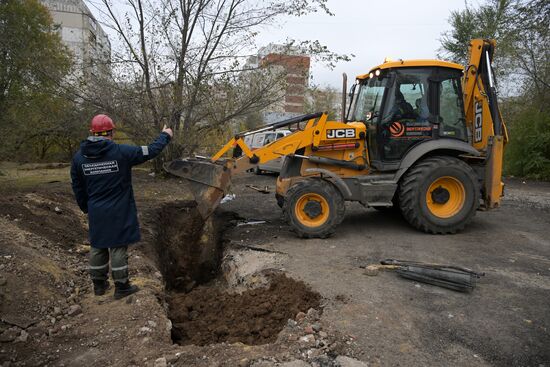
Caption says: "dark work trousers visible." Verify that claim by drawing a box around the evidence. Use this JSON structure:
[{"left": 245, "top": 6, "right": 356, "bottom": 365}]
[{"left": 89, "top": 246, "right": 129, "bottom": 285}]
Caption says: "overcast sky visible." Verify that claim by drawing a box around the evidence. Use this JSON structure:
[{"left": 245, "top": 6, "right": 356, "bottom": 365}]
[
  {"left": 254, "top": 0, "right": 467, "bottom": 88},
  {"left": 88, "top": 0, "right": 468, "bottom": 89}
]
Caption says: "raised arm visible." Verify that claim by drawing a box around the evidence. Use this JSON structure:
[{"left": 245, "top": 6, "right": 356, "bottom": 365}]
[{"left": 121, "top": 125, "right": 173, "bottom": 166}]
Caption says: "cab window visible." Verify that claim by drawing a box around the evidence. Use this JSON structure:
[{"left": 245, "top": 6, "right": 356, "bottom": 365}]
[
  {"left": 263, "top": 133, "right": 276, "bottom": 145},
  {"left": 381, "top": 69, "right": 430, "bottom": 124},
  {"left": 439, "top": 78, "right": 467, "bottom": 140},
  {"left": 252, "top": 134, "right": 265, "bottom": 147},
  {"left": 351, "top": 77, "right": 387, "bottom": 122}
]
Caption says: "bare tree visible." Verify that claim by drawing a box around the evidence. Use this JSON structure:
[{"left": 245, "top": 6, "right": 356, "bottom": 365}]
[{"left": 81, "top": 0, "right": 350, "bottom": 165}]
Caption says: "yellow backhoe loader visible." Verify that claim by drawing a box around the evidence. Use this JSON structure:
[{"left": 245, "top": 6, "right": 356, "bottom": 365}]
[{"left": 165, "top": 39, "right": 508, "bottom": 238}]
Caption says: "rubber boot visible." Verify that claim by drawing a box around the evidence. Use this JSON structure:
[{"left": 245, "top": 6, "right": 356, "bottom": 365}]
[
  {"left": 93, "top": 280, "right": 110, "bottom": 296},
  {"left": 114, "top": 282, "right": 139, "bottom": 300}
]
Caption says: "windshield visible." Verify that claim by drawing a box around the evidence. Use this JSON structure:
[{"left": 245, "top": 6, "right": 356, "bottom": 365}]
[{"left": 351, "top": 77, "right": 388, "bottom": 122}]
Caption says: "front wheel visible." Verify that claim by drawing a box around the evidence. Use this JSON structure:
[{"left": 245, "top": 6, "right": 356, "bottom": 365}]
[
  {"left": 398, "top": 156, "right": 479, "bottom": 234},
  {"left": 283, "top": 179, "right": 345, "bottom": 238}
]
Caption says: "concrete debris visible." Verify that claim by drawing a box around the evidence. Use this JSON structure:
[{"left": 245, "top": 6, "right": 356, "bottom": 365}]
[
  {"left": 307, "top": 308, "right": 320, "bottom": 320},
  {"left": 279, "top": 360, "right": 311, "bottom": 367},
  {"left": 287, "top": 319, "right": 298, "bottom": 328},
  {"left": 0, "top": 328, "right": 20, "bottom": 343},
  {"left": 138, "top": 327, "right": 152, "bottom": 336},
  {"left": 75, "top": 244, "right": 90, "bottom": 254},
  {"left": 299, "top": 334, "right": 315, "bottom": 344},
  {"left": 153, "top": 357, "right": 167, "bottom": 367},
  {"left": 220, "top": 194, "right": 236, "bottom": 204},
  {"left": 16, "top": 330, "right": 29, "bottom": 343},
  {"left": 237, "top": 220, "right": 267, "bottom": 227},
  {"left": 67, "top": 305, "right": 82, "bottom": 317},
  {"left": 245, "top": 184, "right": 271, "bottom": 194},
  {"left": 335, "top": 356, "right": 369, "bottom": 367}
]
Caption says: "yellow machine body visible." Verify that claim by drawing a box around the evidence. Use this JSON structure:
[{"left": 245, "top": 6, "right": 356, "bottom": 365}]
[{"left": 165, "top": 39, "right": 507, "bottom": 237}]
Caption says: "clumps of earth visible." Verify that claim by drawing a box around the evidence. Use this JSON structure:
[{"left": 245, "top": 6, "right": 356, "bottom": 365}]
[
  {"left": 153, "top": 201, "right": 323, "bottom": 347},
  {"left": 0, "top": 174, "right": 368, "bottom": 367},
  {"left": 168, "top": 273, "right": 321, "bottom": 346}
]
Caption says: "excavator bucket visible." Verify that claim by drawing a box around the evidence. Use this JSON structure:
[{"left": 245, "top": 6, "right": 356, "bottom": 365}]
[{"left": 164, "top": 158, "right": 232, "bottom": 219}]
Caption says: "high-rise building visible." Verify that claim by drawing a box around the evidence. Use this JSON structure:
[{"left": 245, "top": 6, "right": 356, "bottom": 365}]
[
  {"left": 40, "top": 0, "right": 111, "bottom": 80},
  {"left": 247, "top": 44, "right": 310, "bottom": 124}
]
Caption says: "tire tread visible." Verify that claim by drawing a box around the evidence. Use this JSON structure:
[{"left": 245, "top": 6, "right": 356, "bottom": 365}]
[
  {"left": 398, "top": 156, "right": 479, "bottom": 234},
  {"left": 283, "top": 179, "right": 345, "bottom": 238}
]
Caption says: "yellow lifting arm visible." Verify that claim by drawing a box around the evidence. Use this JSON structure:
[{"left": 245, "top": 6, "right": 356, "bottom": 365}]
[{"left": 463, "top": 39, "right": 508, "bottom": 208}]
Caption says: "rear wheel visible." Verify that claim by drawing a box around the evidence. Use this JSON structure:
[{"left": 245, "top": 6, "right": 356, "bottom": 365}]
[
  {"left": 283, "top": 179, "right": 345, "bottom": 238},
  {"left": 398, "top": 156, "right": 479, "bottom": 234}
]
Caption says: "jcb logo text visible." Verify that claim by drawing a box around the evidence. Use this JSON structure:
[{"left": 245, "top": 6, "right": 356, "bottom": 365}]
[
  {"left": 474, "top": 101, "right": 483, "bottom": 143},
  {"left": 326, "top": 129, "right": 356, "bottom": 139}
]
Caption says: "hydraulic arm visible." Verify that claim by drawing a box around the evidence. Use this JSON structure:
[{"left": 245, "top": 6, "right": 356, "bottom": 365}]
[
  {"left": 164, "top": 112, "right": 368, "bottom": 218},
  {"left": 462, "top": 39, "right": 509, "bottom": 208}
]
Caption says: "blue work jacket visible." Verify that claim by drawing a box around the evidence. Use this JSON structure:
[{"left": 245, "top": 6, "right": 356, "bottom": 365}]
[{"left": 70, "top": 133, "right": 171, "bottom": 248}]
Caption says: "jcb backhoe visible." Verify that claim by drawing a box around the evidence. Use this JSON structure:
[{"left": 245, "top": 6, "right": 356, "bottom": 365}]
[{"left": 165, "top": 39, "right": 508, "bottom": 238}]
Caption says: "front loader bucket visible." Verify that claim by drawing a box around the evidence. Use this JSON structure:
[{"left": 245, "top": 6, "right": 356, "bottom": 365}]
[{"left": 164, "top": 158, "right": 232, "bottom": 219}]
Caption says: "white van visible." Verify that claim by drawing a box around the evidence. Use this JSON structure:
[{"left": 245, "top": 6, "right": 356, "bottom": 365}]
[{"left": 244, "top": 129, "right": 292, "bottom": 174}]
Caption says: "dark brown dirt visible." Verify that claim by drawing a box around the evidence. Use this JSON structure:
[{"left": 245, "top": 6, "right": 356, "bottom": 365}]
[
  {"left": 153, "top": 201, "right": 224, "bottom": 292},
  {"left": 168, "top": 273, "right": 321, "bottom": 346},
  {"left": 0, "top": 190, "right": 87, "bottom": 247}
]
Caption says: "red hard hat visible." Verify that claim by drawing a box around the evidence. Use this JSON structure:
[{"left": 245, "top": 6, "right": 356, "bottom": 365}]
[{"left": 90, "top": 114, "right": 115, "bottom": 133}]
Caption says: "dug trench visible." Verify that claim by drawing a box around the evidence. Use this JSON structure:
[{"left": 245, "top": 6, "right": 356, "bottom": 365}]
[{"left": 152, "top": 201, "right": 322, "bottom": 346}]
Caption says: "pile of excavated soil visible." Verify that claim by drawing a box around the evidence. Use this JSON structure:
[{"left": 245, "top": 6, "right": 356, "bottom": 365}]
[
  {"left": 0, "top": 191, "right": 87, "bottom": 247},
  {"left": 154, "top": 201, "right": 223, "bottom": 292},
  {"left": 168, "top": 273, "right": 321, "bottom": 346}
]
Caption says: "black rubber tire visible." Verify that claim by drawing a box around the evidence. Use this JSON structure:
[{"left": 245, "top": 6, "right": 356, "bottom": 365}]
[
  {"left": 398, "top": 156, "right": 479, "bottom": 234},
  {"left": 283, "top": 179, "right": 345, "bottom": 238}
]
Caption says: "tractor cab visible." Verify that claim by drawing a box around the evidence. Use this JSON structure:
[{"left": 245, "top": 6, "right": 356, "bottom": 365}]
[{"left": 347, "top": 60, "right": 467, "bottom": 170}]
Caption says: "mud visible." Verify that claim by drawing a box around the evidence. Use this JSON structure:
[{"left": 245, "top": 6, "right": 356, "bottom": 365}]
[
  {"left": 153, "top": 201, "right": 223, "bottom": 292},
  {"left": 168, "top": 272, "right": 321, "bottom": 346}
]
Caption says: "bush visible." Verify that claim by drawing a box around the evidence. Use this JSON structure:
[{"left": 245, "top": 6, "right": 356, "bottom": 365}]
[{"left": 504, "top": 108, "right": 550, "bottom": 180}]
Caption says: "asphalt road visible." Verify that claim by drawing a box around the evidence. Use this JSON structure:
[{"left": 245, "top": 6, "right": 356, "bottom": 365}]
[{"left": 222, "top": 173, "right": 550, "bottom": 367}]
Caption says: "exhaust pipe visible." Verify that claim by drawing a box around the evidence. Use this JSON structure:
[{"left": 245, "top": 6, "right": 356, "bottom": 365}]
[{"left": 341, "top": 73, "right": 347, "bottom": 122}]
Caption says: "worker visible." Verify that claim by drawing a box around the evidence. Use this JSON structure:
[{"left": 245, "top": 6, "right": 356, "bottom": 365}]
[
  {"left": 70, "top": 114, "right": 173, "bottom": 299},
  {"left": 391, "top": 89, "right": 415, "bottom": 120}
]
